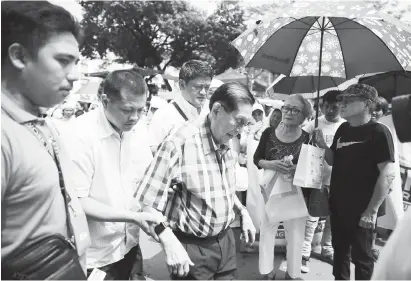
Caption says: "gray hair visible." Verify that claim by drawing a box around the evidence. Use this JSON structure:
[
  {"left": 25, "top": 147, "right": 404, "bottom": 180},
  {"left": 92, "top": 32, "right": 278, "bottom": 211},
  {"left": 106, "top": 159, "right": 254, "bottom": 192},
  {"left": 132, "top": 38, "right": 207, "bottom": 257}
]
[{"left": 289, "top": 94, "right": 313, "bottom": 120}]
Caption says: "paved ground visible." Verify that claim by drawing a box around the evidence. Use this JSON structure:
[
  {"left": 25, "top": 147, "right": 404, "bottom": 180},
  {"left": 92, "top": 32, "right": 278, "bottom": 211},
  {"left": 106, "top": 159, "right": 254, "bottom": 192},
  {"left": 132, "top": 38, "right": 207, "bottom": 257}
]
[{"left": 140, "top": 228, "right": 341, "bottom": 280}]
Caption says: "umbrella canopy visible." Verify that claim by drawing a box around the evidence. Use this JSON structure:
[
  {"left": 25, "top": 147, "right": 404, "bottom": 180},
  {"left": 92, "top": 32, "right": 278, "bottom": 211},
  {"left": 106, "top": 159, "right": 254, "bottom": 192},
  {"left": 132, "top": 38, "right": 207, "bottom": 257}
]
[
  {"left": 269, "top": 76, "right": 347, "bottom": 96},
  {"left": 267, "top": 76, "right": 358, "bottom": 100},
  {"left": 232, "top": 1, "right": 411, "bottom": 79},
  {"left": 359, "top": 71, "right": 411, "bottom": 102}
]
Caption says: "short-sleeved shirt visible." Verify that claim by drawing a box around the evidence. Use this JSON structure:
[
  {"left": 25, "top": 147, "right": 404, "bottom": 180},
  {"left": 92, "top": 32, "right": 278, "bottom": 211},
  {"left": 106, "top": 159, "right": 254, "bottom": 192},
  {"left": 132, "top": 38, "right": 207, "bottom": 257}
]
[
  {"left": 65, "top": 108, "right": 153, "bottom": 268},
  {"left": 135, "top": 115, "right": 237, "bottom": 238},
  {"left": 254, "top": 127, "right": 310, "bottom": 166},
  {"left": 148, "top": 95, "right": 202, "bottom": 149},
  {"left": 330, "top": 121, "right": 395, "bottom": 219},
  {"left": 1, "top": 93, "right": 67, "bottom": 260}
]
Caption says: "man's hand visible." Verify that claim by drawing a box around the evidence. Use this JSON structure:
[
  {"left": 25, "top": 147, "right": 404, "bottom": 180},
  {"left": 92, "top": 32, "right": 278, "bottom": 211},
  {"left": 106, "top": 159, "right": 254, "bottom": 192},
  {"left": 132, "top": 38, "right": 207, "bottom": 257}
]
[
  {"left": 240, "top": 209, "right": 256, "bottom": 245},
  {"left": 359, "top": 211, "right": 377, "bottom": 230},
  {"left": 132, "top": 211, "right": 164, "bottom": 238},
  {"left": 313, "top": 129, "right": 327, "bottom": 149},
  {"left": 159, "top": 229, "right": 194, "bottom": 277}
]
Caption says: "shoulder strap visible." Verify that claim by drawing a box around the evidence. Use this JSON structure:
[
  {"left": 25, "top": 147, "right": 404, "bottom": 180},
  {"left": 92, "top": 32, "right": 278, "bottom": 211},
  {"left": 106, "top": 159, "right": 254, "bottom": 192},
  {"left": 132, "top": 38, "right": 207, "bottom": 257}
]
[
  {"left": 24, "top": 122, "right": 76, "bottom": 249},
  {"left": 172, "top": 101, "right": 189, "bottom": 121}
]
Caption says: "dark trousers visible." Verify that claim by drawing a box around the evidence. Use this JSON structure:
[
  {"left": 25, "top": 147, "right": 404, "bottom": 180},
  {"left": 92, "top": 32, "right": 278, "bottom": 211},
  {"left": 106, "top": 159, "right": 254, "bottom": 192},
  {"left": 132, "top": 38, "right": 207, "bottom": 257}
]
[
  {"left": 331, "top": 213, "right": 374, "bottom": 280},
  {"left": 87, "top": 244, "right": 145, "bottom": 280},
  {"left": 171, "top": 228, "right": 237, "bottom": 280}
]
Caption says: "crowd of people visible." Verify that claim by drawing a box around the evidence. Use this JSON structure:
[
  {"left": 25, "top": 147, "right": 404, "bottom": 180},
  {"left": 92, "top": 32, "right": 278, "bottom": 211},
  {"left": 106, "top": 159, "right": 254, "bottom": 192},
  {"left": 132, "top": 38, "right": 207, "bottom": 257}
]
[{"left": 2, "top": 2, "right": 410, "bottom": 281}]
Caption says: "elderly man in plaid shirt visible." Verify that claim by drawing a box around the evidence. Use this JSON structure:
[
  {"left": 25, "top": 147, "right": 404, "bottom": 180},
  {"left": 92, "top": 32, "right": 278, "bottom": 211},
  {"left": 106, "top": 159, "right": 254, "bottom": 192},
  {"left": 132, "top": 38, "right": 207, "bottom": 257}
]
[{"left": 134, "top": 82, "right": 257, "bottom": 280}]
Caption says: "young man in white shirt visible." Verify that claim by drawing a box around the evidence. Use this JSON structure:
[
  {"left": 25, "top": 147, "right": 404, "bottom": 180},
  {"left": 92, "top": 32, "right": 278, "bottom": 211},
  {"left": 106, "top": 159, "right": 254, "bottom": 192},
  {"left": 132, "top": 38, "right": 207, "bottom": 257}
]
[
  {"left": 67, "top": 70, "right": 163, "bottom": 280},
  {"left": 149, "top": 60, "right": 213, "bottom": 154},
  {"left": 301, "top": 90, "right": 345, "bottom": 273}
]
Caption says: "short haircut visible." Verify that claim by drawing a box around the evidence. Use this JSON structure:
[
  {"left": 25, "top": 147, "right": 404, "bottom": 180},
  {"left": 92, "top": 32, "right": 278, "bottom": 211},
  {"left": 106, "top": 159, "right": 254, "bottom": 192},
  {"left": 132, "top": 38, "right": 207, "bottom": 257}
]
[
  {"left": 289, "top": 94, "right": 314, "bottom": 119},
  {"left": 179, "top": 60, "right": 213, "bottom": 83},
  {"left": 2, "top": 1, "right": 82, "bottom": 64},
  {"left": 322, "top": 90, "right": 341, "bottom": 104},
  {"left": 374, "top": 96, "right": 389, "bottom": 115},
  {"left": 209, "top": 82, "right": 255, "bottom": 112},
  {"left": 103, "top": 70, "right": 148, "bottom": 101}
]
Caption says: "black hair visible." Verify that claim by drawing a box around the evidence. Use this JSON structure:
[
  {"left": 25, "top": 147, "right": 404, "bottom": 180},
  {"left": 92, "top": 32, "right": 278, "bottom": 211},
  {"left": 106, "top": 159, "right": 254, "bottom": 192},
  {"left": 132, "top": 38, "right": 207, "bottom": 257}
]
[
  {"left": 374, "top": 96, "right": 389, "bottom": 115},
  {"left": 103, "top": 70, "right": 148, "bottom": 101},
  {"left": 2, "top": 1, "right": 83, "bottom": 64},
  {"left": 209, "top": 82, "right": 255, "bottom": 112},
  {"left": 179, "top": 60, "right": 213, "bottom": 83},
  {"left": 322, "top": 90, "right": 341, "bottom": 104}
]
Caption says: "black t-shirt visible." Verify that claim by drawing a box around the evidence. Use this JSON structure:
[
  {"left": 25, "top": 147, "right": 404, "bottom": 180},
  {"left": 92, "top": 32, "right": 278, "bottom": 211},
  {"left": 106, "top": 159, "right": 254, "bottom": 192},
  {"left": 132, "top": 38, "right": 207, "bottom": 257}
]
[{"left": 330, "top": 121, "right": 395, "bottom": 219}]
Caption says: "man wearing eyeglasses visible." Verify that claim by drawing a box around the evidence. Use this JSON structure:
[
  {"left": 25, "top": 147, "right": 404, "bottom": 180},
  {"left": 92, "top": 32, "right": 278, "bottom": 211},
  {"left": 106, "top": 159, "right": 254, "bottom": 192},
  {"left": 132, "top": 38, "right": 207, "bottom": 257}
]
[
  {"left": 149, "top": 60, "right": 213, "bottom": 154},
  {"left": 315, "top": 84, "right": 396, "bottom": 280},
  {"left": 134, "top": 82, "right": 257, "bottom": 280}
]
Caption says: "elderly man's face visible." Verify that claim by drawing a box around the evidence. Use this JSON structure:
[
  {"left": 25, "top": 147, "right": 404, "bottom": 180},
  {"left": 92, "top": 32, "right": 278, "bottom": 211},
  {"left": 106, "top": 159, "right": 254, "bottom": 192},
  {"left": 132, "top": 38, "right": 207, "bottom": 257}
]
[
  {"left": 340, "top": 96, "right": 370, "bottom": 119},
  {"left": 20, "top": 32, "right": 80, "bottom": 108},
  {"left": 211, "top": 102, "right": 253, "bottom": 144}
]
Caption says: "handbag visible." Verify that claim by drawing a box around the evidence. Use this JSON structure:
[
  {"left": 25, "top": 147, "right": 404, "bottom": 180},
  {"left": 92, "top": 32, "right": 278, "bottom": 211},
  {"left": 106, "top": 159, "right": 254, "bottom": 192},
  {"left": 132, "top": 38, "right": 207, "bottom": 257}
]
[
  {"left": 1, "top": 121, "right": 86, "bottom": 280},
  {"left": 293, "top": 142, "right": 325, "bottom": 189},
  {"left": 308, "top": 187, "right": 330, "bottom": 217}
]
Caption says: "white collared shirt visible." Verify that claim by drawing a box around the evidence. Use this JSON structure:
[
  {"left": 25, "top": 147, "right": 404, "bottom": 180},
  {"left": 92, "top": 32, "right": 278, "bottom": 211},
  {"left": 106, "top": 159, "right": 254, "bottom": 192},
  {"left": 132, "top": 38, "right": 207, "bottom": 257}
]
[
  {"left": 148, "top": 95, "right": 202, "bottom": 149},
  {"left": 64, "top": 108, "right": 153, "bottom": 268}
]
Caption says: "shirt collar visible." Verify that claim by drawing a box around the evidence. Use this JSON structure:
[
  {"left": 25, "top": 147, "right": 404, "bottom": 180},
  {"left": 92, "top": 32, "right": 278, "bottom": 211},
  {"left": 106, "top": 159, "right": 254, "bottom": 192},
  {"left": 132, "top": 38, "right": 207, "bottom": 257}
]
[
  {"left": 1, "top": 91, "right": 42, "bottom": 124},
  {"left": 174, "top": 95, "right": 200, "bottom": 119},
  {"left": 96, "top": 106, "right": 122, "bottom": 139},
  {"left": 201, "top": 115, "right": 229, "bottom": 156}
]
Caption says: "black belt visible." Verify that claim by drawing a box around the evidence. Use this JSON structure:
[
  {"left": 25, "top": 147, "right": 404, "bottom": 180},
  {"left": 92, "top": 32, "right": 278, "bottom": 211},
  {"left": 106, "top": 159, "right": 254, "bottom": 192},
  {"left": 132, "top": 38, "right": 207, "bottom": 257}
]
[{"left": 173, "top": 227, "right": 230, "bottom": 245}]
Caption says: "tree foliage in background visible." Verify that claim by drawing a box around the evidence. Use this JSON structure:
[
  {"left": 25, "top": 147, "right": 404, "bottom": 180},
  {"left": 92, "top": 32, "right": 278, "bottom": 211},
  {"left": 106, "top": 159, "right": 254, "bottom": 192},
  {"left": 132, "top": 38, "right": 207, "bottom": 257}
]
[{"left": 80, "top": 1, "right": 246, "bottom": 74}]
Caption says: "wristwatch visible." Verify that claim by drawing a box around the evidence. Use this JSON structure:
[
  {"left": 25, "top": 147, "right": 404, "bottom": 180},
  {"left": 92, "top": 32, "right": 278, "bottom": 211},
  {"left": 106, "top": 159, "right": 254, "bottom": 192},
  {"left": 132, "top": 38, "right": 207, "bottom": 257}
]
[{"left": 154, "top": 221, "right": 169, "bottom": 236}]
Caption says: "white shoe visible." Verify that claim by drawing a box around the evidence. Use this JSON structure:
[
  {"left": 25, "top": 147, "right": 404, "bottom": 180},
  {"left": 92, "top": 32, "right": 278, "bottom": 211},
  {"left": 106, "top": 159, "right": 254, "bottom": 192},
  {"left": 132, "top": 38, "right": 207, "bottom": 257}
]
[{"left": 301, "top": 259, "right": 310, "bottom": 273}]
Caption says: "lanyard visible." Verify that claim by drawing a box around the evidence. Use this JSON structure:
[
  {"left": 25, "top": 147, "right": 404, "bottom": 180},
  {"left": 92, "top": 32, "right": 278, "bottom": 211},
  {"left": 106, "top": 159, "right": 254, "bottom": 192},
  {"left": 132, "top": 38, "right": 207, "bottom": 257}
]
[{"left": 24, "top": 121, "right": 76, "bottom": 248}]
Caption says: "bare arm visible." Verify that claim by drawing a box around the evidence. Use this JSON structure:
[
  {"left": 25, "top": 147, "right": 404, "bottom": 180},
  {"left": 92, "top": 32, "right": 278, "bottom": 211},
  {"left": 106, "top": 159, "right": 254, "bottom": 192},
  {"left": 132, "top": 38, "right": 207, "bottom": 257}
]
[
  {"left": 364, "top": 161, "right": 396, "bottom": 215},
  {"left": 79, "top": 197, "right": 139, "bottom": 223}
]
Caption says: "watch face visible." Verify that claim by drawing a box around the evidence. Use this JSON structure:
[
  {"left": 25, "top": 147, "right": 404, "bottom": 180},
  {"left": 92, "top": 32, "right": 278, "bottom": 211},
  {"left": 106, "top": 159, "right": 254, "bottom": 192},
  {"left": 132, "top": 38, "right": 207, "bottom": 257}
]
[{"left": 154, "top": 222, "right": 168, "bottom": 235}]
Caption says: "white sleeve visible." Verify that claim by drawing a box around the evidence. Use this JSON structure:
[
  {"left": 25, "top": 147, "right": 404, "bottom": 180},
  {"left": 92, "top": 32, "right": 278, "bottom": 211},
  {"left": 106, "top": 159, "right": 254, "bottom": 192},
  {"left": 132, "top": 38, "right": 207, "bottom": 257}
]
[
  {"left": 64, "top": 132, "right": 95, "bottom": 198},
  {"left": 302, "top": 119, "right": 315, "bottom": 134},
  {"left": 148, "top": 107, "right": 173, "bottom": 148}
]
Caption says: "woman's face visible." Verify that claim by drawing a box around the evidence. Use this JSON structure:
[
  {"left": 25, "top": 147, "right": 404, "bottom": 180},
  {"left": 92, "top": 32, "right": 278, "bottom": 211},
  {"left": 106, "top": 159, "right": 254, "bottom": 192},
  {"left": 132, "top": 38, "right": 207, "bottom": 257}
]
[
  {"left": 281, "top": 97, "right": 305, "bottom": 126},
  {"left": 270, "top": 110, "right": 282, "bottom": 128}
]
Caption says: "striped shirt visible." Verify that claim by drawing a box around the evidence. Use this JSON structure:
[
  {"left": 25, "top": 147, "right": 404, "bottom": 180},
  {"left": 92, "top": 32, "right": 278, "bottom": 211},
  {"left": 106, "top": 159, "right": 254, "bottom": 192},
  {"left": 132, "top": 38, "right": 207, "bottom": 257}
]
[{"left": 135, "top": 115, "right": 237, "bottom": 238}]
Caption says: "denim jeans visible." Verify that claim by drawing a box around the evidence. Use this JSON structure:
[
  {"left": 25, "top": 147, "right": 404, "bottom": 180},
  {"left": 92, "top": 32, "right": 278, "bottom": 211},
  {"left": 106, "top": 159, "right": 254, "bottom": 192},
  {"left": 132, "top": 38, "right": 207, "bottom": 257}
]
[{"left": 302, "top": 216, "right": 333, "bottom": 259}]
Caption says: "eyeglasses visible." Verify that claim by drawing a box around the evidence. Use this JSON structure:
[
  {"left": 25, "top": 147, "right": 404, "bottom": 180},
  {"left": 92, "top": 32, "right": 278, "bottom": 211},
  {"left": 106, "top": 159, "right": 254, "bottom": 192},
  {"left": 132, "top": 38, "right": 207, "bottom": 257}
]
[
  {"left": 221, "top": 104, "right": 253, "bottom": 128},
  {"left": 281, "top": 106, "right": 301, "bottom": 116}
]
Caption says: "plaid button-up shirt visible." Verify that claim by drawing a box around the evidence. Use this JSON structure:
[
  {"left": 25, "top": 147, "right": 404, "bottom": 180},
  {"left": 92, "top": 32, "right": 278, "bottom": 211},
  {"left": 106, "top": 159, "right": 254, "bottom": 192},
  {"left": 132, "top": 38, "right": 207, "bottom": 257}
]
[{"left": 134, "top": 115, "right": 237, "bottom": 238}]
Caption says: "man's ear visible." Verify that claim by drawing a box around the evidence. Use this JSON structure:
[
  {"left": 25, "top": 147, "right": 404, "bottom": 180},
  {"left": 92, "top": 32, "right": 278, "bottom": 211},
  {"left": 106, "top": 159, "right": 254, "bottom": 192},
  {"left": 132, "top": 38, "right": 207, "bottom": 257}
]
[
  {"left": 178, "top": 79, "right": 186, "bottom": 90},
  {"left": 101, "top": 94, "right": 109, "bottom": 108},
  {"left": 8, "top": 43, "right": 28, "bottom": 70},
  {"left": 211, "top": 102, "right": 222, "bottom": 116}
]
